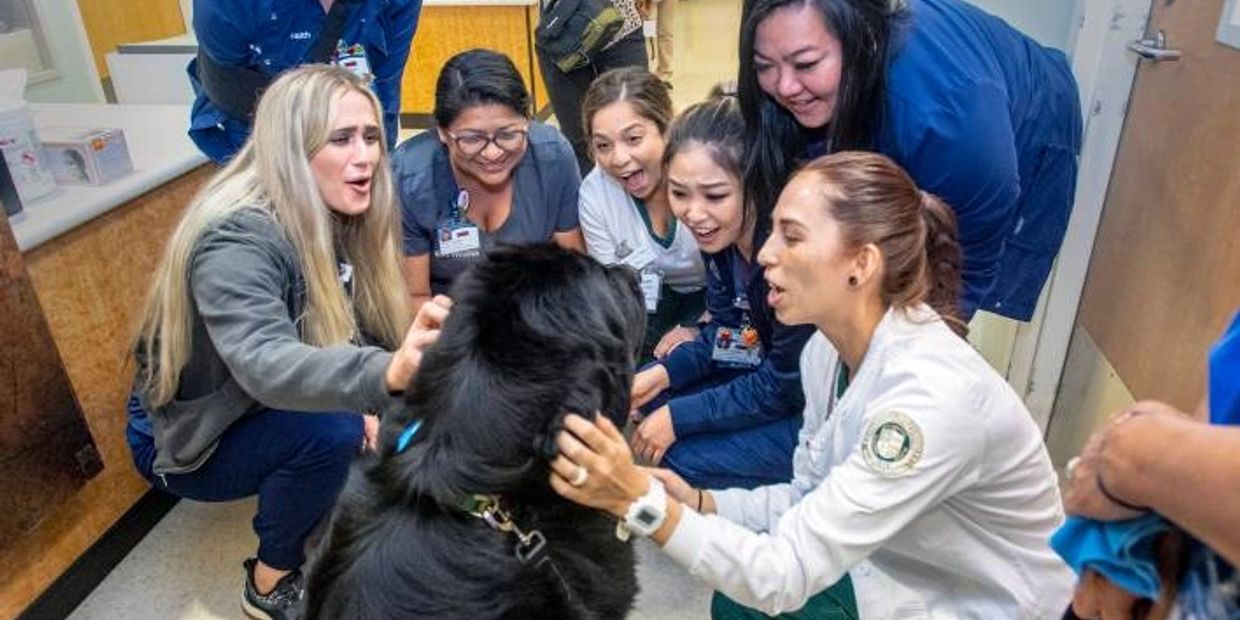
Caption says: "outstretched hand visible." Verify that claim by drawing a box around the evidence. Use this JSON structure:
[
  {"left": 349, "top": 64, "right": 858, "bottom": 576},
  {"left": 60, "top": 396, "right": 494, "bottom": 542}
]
[{"left": 386, "top": 294, "right": 453, "bottom": 392}]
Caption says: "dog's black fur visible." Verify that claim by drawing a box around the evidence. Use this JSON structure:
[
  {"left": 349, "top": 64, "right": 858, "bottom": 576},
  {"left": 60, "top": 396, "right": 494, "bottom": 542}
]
[{"left": 306, "top": 244, "right": 646, "bottom": 619}]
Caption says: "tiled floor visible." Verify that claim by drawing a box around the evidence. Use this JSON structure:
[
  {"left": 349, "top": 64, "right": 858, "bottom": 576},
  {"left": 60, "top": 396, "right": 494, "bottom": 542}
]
[{"left": 69, "top": 1, "right": 738, "bottom": 618}]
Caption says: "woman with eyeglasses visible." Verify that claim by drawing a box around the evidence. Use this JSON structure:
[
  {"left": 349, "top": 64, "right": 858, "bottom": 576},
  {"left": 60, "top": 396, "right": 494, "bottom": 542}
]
[{"left": 394, "top": 49, "right": 586, "bottom": 311}]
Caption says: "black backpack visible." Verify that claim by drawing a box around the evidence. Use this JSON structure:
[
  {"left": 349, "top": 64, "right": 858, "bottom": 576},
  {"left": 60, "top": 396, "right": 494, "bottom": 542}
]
[{"left": 535, "top": 0, "right": 625, "bottom": 73}]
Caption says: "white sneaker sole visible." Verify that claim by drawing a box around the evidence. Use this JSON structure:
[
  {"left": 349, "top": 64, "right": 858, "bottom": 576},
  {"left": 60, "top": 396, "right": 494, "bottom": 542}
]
[{"left": 241, "top": 596, "right": 276, "bottom": 620}]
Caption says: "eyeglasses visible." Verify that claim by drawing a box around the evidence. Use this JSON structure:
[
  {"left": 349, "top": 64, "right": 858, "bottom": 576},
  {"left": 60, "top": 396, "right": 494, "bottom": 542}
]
[{"left": 445, "top": 127, "right": 529, "bottom": 157}]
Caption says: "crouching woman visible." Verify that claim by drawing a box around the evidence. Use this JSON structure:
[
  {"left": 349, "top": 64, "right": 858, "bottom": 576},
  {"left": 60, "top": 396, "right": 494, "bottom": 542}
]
[{"left": 126, "top": 65, "right": 448, "bottom": 620}]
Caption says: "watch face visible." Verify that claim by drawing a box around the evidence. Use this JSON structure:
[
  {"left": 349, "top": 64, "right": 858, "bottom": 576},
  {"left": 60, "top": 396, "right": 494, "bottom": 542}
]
[{"left": 636, "top": 509, "right": 658, "bottom": 526}]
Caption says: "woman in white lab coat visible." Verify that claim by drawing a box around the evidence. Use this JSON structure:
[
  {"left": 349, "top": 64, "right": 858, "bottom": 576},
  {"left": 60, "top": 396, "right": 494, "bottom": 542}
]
[{"left": 550, "top": 152, "right": 1075, "bottom": 619}]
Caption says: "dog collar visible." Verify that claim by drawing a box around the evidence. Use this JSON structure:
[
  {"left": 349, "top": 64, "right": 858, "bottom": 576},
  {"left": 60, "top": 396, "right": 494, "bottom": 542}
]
[{"left": 395, "top": 419, "right": 423, "bottom": 453}]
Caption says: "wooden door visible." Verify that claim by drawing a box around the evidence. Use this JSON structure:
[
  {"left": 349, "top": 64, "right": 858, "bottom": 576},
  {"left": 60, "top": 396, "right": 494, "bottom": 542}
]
[
  {"left": 1078, "top": 0, "right": 1240, "bottom": 409},
  {"left": 0, "top": 212, "right": 103, "bottom": 555}
]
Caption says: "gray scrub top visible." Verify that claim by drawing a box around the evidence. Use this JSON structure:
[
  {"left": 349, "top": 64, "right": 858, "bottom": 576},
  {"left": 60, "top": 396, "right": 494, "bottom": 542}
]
[{"left": 393, "top": 121, "right": 581, "bottom": 295}]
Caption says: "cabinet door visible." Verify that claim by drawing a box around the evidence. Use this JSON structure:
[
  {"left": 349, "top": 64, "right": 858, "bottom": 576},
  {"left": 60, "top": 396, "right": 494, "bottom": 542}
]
[{"left": 0, "top": 211, "right": 102, "bottom": 553}]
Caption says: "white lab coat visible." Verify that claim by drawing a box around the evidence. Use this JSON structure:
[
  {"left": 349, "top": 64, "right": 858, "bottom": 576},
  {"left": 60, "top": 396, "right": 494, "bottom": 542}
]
[
  {"left": 578, "top": 167, "right": 705, "bottom": 292},
  {"left": 662, "top": 305, "right": 1075, "bottom": 618}
]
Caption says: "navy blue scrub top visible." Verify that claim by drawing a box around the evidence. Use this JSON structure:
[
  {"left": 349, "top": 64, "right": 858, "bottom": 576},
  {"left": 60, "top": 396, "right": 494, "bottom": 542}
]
[
  {"left": 393, "top": 121, "right": 582, "bottom": 295},
  {"left": 189, "top": 0, "right": 421, "bottom": 162},
  {"left": 842, "top": 0, "right": 1083, "bottom": 321}
]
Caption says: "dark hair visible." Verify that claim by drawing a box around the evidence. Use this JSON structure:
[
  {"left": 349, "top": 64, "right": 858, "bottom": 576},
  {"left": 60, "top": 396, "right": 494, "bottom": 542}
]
[
  {"left": 433, "top": 49, "right": 531, "bottom": 127},
  {"left": 662, "top": 95, "right": 751, "bottom": 225},
  {"left": 796, "top": 152, "right": 966, "bottom": 336},
  {"left": 739, "top": 0, "right": 903, "bottom": 228},
  {"left": 581, "top": 67, "right": 673, "bottom": 145},
  {"left": 306, "top": 244, "right": 645, "bottom": 618}
]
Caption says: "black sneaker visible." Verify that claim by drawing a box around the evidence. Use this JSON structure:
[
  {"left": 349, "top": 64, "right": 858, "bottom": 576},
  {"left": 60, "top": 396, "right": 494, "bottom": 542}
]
[{"left": 242, "top": 558, "right": 304, "bottom": 620}]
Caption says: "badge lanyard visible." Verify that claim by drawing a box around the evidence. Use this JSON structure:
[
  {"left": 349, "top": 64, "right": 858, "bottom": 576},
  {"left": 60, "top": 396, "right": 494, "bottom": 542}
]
[
  {"left": 333, "top": 41, "right": 374, "bottom": 85},
  {"left": 640, "top": 268, "right": 663, "bottom": 314},
  {"left": 436, "top": 189, "right": 482, "bottom": 257},
  {"left": 711, "top": 249, "right": 763, "bottom": 367}
]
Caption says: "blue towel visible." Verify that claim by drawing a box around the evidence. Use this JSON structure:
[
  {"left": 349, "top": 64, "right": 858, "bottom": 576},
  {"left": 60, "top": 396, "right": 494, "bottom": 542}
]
[{"left": 1051, "top": 514, "right": 1171, "bottom": 600}]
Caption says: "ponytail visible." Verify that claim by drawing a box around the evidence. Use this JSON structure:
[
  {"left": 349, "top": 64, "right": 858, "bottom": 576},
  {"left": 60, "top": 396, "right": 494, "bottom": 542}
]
[{"left": 919, "top": 191, "right": 966, "bottom": 337}]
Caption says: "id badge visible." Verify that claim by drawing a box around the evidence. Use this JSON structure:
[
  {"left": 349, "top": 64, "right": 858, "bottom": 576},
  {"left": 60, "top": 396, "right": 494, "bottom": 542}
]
[
  {"left": 436, "top": 223, "right": 481, "bottom": 257},
  {"left": 640, "top": 271, "right": 662, "bottom": 314},
  {"left": 711, "top": 325, "right": 763, "bottom": 367},
  {"left": 334, "top": 42, "right": 373, "bottom": 83}
]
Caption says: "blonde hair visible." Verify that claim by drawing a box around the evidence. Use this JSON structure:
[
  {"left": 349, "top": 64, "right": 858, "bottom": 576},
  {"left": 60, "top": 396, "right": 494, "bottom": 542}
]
[{"left": 135, "top": 65, "right": 410, "bottom": 407}]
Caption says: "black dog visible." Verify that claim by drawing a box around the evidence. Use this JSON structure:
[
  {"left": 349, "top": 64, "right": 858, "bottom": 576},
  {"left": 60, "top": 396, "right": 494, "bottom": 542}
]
[{"left": 306, "top": 244, "right": 645, "bottom": 619}]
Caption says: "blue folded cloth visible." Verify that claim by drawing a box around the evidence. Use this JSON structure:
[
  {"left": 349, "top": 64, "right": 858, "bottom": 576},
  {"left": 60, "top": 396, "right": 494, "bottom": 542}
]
[{"left": 1051, "top": 513, "right": 1171, "bottom": 600}]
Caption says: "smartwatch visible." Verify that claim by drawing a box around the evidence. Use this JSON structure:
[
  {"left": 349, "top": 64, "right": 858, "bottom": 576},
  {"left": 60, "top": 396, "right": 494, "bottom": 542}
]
[{"left": 615, "top": 476, "right": 667, "bottom": 541}]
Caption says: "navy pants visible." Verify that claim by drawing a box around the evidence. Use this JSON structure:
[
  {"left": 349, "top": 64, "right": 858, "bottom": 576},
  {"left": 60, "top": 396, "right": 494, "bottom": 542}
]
[
  {"left": 642, "top": 368, "right": 799, "bottom": 490},
  {"left": 127, "top": 398, "right": 362, "bottom": 571}
]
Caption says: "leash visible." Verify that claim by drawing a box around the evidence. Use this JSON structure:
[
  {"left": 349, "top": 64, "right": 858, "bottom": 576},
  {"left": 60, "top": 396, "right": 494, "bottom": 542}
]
[{"left": 395, "top": 419, "right": 592, "bottom": 615}]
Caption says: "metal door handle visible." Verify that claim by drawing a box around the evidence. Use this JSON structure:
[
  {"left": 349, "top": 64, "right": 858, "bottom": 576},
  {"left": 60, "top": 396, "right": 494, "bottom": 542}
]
[{"left": 1129, "top": 30, "right": 1182, "bottom": 62}]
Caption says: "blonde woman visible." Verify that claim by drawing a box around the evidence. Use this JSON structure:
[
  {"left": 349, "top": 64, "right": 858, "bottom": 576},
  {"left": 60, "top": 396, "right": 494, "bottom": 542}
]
[{"left": 127, "top": 65, "right": 449, "bottom": 620}]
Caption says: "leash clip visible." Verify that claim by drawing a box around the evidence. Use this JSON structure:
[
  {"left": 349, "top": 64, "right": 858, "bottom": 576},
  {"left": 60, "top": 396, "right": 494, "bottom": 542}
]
[{"left": 469, "top": 496, "right": 548, "bottom": 565}]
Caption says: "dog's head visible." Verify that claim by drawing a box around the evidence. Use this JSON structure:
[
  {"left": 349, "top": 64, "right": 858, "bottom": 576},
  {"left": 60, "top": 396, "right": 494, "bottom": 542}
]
[{"left": 379, "top": 243, "right": 645, "bottom": 506}]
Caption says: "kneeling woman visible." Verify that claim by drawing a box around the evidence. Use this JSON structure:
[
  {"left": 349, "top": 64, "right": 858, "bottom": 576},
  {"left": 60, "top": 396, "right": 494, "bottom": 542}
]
[
  {"left": 579, "top": 67, "right": 706, "bottom": 361},
  {"left": 395, "top": 49, "right": 585, "bottom": 311},
  {"left": 628, "top": 96, "right": 814, "bottom": 489},
  {"left": 554, "top": 152, "right": 1074, "bottom": 618},
  {"left": 127, "top": 66, "right": 448, "bottom": 620}
]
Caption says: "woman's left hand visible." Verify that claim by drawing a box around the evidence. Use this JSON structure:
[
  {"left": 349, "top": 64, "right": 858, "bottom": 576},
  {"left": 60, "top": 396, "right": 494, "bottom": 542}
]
[
  {"left": 653, "top": 326, "right": 698, "bottom": 359},
  {"left": 631, "top": 405, "right": 676, "bottom": 465},
  {"left": 550, "top": 413, "right": 651, "bottom": 518},
  {"left": 1062, "top": 409, "right": 1147, "bottom": 521}
]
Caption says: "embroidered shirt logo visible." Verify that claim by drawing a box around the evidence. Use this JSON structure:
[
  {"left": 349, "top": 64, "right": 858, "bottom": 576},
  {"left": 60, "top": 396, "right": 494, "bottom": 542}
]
[{"left": 861, "top": 411, "right": 924, "bottom": 477}]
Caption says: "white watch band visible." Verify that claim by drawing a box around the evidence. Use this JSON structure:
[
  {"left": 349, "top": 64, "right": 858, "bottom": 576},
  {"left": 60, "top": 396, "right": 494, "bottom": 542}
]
[{"left": 618, "top": 476, "right": 667, "bottom": 539}]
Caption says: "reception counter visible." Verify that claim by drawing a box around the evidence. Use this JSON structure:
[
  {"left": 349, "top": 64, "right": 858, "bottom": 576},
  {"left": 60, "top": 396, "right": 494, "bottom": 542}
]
[{"left": 1, "top": 103, "right": 211, "bottom": 618}]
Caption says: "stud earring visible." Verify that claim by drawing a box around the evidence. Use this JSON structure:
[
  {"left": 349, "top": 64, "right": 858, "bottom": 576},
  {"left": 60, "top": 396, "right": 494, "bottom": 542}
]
[{"left": 848, "top": 275, "right": 858, "bottom": 287}]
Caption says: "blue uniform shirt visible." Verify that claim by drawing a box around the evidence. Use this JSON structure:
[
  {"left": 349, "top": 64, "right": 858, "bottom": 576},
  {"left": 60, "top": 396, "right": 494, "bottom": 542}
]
[
  {"left": 1210, "top": 311, "right": 1240, "bottom": 426},
  {"left": 189, "top": 0, "right": 420, "bottom": 162},
  {"left": 661, "top": 241, "right": 814, "bottom": 438},
  {"left": 875, "top": 0, "right": 1082, "bottom": 320}
]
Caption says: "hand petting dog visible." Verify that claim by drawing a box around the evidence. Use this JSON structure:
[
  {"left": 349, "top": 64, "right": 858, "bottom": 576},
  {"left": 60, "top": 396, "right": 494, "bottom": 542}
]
[
  {"left": 385, "top": 294, "right": 453, "bottom": 392},
  {"left": 551, "top": 413, "right": 685, "bottom": 545}
]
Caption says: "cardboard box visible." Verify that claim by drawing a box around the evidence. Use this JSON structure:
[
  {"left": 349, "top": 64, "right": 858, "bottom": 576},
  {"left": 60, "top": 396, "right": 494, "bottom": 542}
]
[{"left": 41, "top": 126, "right": 133, "bottom": 185}]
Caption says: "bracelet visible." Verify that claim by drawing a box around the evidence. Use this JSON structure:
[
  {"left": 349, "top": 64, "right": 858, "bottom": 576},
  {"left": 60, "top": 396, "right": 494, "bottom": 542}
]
[
  {"left": 1096, "top": 470, "right": 1147, "bottom": 512},
  {"left": 695, "top": 488, "right": 703, "bottom": 512}
]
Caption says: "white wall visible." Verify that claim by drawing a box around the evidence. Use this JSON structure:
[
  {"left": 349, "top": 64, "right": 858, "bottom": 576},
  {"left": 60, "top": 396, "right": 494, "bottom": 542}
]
[
  {"left": 24, "top": 0, "right": 104, "bottom": 103},
  {"left": 968, "top": 0, "right": 1081, "bottom": 52}
]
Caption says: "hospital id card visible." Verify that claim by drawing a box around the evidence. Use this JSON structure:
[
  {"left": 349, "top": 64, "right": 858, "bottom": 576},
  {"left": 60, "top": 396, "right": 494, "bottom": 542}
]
[
  {"left": 436, "top": 224, "right": 481, "bottom": 256},
  {"left": 711, "top": 326, "right": 763, "bottom": 367},
  {"left": 640, "top": 271, "right": 662, "bottom": 314}
]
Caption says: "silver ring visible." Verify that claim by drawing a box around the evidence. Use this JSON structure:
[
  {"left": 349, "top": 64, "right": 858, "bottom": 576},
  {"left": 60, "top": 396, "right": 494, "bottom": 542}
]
[
  {"left": 570, "top": 465, "right": 589, "bottom": 487},
  {"left": 1066, "top": 457, "right": 1081, "bottom": 480}
]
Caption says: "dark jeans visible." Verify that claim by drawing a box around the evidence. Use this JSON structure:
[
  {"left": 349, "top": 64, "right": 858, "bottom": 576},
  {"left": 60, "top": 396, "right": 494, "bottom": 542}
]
[
  {"left": 536, "top": 29, "right": 649, "bottom": 175},
  {"left": 127, "top": 400, "right": 363, "bottom": 571}
]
